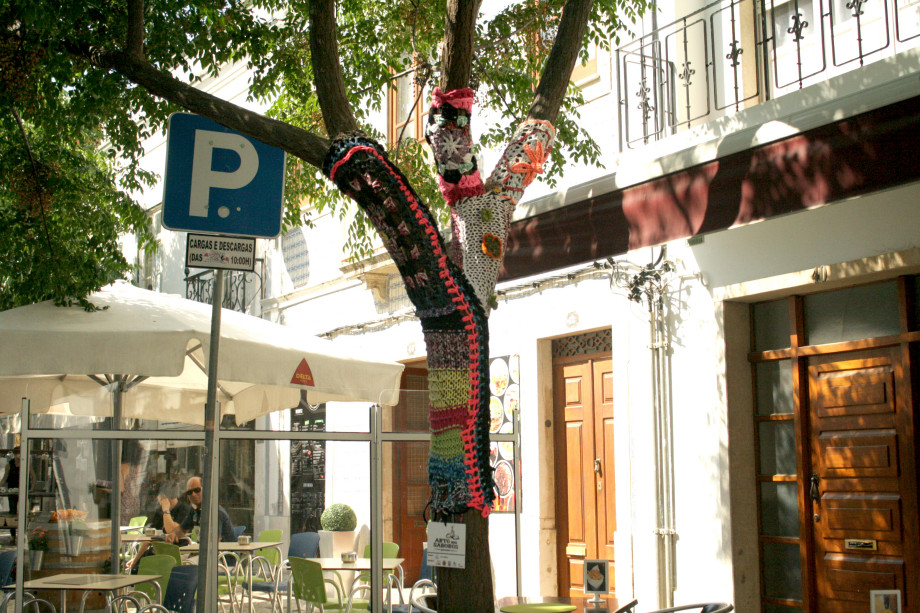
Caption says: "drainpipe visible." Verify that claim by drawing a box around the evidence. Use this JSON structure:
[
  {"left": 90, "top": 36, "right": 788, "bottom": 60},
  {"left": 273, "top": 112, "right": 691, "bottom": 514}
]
[
  {"left": 621, "top": 248, "right": 677, "bottom": 608},
  {"left": 649, "top": 278, "right": 676, "bottom": 608}
]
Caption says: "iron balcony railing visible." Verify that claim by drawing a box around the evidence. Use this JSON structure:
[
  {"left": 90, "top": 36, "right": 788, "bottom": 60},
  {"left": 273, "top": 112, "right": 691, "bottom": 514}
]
[
  {"left": 185, "top": 261, "right": 263, "bottom": 313},
  {"left": 616, "top": 0, "right": 920, "bottom": 149}
]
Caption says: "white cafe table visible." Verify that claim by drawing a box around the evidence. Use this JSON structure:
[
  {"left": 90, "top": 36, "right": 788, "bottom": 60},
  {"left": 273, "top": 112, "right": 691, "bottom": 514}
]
[
  {"left": 307, "top": 557, "right": 405, "bottom": 573},
  {"left": 180, "top": 540, "right": 283, "bottom": 613},
  {"left": 10, "top": 573, "right": 162, "bottom": 613},
  {"left": 306, "top": 557, "right": 405, "bottom": 610}
]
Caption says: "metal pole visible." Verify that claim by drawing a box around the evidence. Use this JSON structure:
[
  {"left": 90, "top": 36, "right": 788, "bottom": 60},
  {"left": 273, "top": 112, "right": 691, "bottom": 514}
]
[
  {"left": 513, "top": 408, "right": 522, "bottom": 597},
  {"left": 14, "top": 398, "right": 30, "bottom": 611},
  {"left": 198, "top": 268, "right": 225, "bottom": 613},
  {"left": 370, "top": 403, "right": 383, "bottom": 613},
  {"left": 110, "top": 383, "right": 125, "bottom": 574}
]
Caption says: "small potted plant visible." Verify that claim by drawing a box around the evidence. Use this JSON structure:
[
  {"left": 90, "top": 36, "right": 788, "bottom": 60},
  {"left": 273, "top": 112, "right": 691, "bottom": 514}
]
[
  {"left": 28, "top": 527, "right": 48, "bottom": 570},
  {"left": 318, "top": 503, "right": 358, "bottom": 558}
]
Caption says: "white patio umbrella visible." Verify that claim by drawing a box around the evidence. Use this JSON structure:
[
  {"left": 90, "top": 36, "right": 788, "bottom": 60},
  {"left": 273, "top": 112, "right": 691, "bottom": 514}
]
[
  {"left": 0, "top": 280, "right": 404, "bottom": 423},
  {"left": 0, "top": 280, "right": 405, "bottom": 612}
]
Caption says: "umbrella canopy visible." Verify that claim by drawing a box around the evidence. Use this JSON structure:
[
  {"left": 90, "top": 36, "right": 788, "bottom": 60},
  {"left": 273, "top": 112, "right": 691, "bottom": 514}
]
[{"left": 0, "top": 281, "right": 404, "bottom": 424}]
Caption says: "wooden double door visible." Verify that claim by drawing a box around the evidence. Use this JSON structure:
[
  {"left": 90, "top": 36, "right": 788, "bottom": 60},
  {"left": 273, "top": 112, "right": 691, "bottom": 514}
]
[
  {"left": 807, "top": 347, "right": 919, "bottom": 612},
  {"left": 553, "top": 354, "right": 616, "bottom": 596}
]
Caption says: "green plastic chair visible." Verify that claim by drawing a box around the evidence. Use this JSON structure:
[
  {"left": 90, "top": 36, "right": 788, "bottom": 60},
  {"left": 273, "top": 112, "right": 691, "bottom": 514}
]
[
  {"left": 135, "top": 553, "right": 177, "bottom": 602},
  {"left": 356, "top": 542, "right": 400, "bottom": 585},
  {"left": 128, "top": 516, "right": 148, "bottom": 532},
  {"left": 236, "top": 528, "right": 284, "bottom": 605},
  {"left": 255, "top": 529, "right": 283, "bottom": 566},
  {"left": 349, "top": 542, "right": 400, "bottom": 611},
  {"left": 289, "top": 557, "right": 346, "bottom": 613},
  {"left": 151, "top": 541, "right": 183, "bottom": 565}
]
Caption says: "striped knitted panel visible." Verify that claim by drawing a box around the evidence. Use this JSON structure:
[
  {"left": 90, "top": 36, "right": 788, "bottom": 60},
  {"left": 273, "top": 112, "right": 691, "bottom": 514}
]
[{"left": 323, "top": 135, "right": 495, "bottom": 518}]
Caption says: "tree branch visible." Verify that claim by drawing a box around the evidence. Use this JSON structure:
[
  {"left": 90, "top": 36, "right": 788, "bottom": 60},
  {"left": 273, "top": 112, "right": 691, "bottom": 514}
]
[
  {"left": 440, "top": 0, "right": 481, "bottom": 91},
  {"left": 83, "top": 49, "right": 331, "bottom": 168},
  {"left": 527, "top": 0, "right": 594, "bottom": 123},
  {"left": 126, "top": 0, "right": 145, "bottom": 60},
  {"left": 308, "top": 0, "right": 358, "bottom": 138}
]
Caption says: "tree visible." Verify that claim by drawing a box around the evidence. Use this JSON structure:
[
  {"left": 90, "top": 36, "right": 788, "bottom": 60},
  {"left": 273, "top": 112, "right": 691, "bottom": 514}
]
[{"left": 1, "top": 0, "right": 648, "bottom": 609}]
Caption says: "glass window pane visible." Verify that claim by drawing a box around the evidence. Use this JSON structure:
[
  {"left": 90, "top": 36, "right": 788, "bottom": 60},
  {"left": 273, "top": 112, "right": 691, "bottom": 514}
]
[
  {"left": 760, "top": 482, "right": 799, "bottom": 537},
  {"left": 761, "top": 541, "right": 803, "bottom": 600},
  {"left": 383, "top": 387, "right": 429, "bottom": 434},
  {"left": 759, "top": 421, "right": 797, "bottom": 476},
  {"left": 249, "top": 402, "right": 372, "bottom": 433},
  {"left": 804, "top": 281, "right": 900, "bottom": 345},
  {"left": 756, "top": 360, "right": 793, "bottom": 415},
  {"left": 754, "top": 299, "right": 791, "bottom": 351},
  {"left": 383, "top": 441, "right": 430, "bottom": 585}
]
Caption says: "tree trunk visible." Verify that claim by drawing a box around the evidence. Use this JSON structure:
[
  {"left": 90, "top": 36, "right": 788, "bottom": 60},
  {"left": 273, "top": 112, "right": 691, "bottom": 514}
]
[{"left": 437, "top": 511, "right": 493, "bottom": 613}]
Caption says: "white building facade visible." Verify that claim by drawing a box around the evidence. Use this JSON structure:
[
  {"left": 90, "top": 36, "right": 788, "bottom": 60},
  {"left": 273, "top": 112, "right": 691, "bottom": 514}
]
[{"left": 133, "top": 0, "right": 920, "bottom": 610}]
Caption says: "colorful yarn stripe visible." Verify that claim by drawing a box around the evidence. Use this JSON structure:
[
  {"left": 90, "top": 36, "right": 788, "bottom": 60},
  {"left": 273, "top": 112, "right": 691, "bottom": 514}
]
[{"left": 323, "top": 135, "right": 495, "bottom": 518}]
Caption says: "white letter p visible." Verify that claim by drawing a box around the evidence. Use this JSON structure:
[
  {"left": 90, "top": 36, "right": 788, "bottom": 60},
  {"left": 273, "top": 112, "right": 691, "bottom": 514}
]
[{"left": 188, "top": 129, "right": 259, "bottom": 218}]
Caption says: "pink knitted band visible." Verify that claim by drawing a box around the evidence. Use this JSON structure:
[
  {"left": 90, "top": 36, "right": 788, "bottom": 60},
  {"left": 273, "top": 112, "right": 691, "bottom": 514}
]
[{"left": 431, "top": 87, "right": 475, "bottom": 112}]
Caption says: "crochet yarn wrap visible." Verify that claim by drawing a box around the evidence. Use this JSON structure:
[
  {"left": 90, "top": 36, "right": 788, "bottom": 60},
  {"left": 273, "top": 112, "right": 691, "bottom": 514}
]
[
  {"left": 323, "top": 135, "right": 494, "bottom": 518},
  {"left": 322, "top": 90, "right": 554, "bottom": 519},
  {"left": 426, "top": 87, "right": 555, "bottom": 313}
]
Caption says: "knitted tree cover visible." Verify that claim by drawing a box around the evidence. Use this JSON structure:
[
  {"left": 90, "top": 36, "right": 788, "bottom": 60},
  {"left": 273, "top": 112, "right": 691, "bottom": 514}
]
[
  {"left": 426, "top": 87, "right": 555, "bottom": 314},
  {"left": 323, "top": 135, "right": 495, "bottom": 517},
  {"left": 322, "top": 90, "right": 554, "bottom": 519}
]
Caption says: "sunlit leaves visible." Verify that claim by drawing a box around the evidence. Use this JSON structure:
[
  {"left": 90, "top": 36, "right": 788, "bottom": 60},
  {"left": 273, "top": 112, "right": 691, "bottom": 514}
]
[{"left": 0, "top": 112, "right": 155, "bottom": 310}]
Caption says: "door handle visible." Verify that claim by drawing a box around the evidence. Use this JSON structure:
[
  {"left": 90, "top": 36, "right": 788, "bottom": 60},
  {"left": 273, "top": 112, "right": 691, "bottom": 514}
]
[
  {"left": 594, "top": 459, "right": 602, "bottom": 476},
  {"left": 809, "top": 473, "right": 820, "bottom": 504}
]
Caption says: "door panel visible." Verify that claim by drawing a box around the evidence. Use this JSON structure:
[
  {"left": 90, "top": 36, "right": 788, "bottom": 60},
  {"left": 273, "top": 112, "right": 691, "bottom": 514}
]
[
  {"left": 596, "top": 362, "right": 616, "bottom": 564},
  {"left": 554, "top": 356, "right": 616, "bottom": 596},
  {"left": 808, "top": 349, "right": 917, "bottom": 612}
]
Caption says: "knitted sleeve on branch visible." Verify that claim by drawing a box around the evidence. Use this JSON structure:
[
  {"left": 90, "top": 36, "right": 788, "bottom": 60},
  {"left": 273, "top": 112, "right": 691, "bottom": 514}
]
[
  {"left": 323, "top": 135, "right": 495, "bottom": 517},
  {"left": 426, "top": 87, "right": 484, "bottom": 208},
  {"left": 426, "top": 87, "right": 556, "bottom": 313},
  {"left": 454, "top": 119, "right": 556, "bottom": 313}
]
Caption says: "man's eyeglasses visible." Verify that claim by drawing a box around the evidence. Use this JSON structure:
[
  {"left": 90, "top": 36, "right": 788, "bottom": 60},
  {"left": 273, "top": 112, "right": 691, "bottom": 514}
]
[{"left": 186, "top": 487, "right": 202, "bottom": 496}]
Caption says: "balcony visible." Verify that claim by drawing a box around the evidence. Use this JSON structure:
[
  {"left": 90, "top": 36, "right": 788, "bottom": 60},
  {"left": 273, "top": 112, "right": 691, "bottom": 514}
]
[
  {"left": 185, "top": 261, "right": 263, "bottom": 314},
  {"left": 615, "top": 0, "right": 920, "bottom": 150}
]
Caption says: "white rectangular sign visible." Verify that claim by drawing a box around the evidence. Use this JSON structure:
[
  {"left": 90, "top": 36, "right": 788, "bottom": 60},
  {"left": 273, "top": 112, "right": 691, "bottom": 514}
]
[
  {"left": 186, "top": 234, "right": 256, "bottom": 272},
  {"left": 427, "top": 522, "right": 466, "bottom": 569}
]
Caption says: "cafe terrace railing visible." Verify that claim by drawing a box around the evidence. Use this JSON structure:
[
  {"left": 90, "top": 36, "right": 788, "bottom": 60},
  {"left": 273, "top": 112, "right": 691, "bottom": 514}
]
[{"left": 616, "top": 0, "right": 920, "bottom": 149}]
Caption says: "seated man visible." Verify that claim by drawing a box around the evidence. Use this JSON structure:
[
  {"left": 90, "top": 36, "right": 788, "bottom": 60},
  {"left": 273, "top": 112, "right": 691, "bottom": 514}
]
[
  {"left": 126, "top": 481, "right": 191, "bottom": 572},
  {"left": 165, "top": 476, "right": 235, "bottom": 544}
]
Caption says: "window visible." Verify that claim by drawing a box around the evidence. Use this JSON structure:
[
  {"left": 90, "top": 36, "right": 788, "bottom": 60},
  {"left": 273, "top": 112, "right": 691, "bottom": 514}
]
[
  {"left": 387, "top": 67, "right": 430, "bottom": 146},
  {"left": 571, "top": 42, "right": 599, "bottom": 86}
]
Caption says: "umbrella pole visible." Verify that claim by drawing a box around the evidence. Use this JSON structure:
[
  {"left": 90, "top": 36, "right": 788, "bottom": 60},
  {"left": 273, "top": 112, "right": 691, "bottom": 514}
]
[
  {"left": 199, "top": 268, "right": 224, "bottom": 613},
  {"left": 110, "top": 383, "right": 124, "bottom": 574}
]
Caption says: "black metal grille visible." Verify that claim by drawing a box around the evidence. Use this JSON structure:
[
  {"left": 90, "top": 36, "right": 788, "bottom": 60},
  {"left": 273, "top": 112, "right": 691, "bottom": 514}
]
[
  {"left": 185, "top": 263, "right": 262, "bottom": 313},
  {"left": 551, "top": 328, "right": 613, "bottom": 358},
  {"left": 616, "top": 0, "right": 920, "bottom": 150}
]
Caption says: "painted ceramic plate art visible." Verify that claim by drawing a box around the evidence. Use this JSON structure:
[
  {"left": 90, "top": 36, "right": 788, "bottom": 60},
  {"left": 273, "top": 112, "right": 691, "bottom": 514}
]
[
  {"left": 504, "top": 383, "right": 519, "bottom": 419},
  {"left": 509, "top": 354, "right": 520, "bottom": 383},
  {"left": 490, "top": 396, "right": 504, "bottom": 433},
  {"left": 494, "top": 460, "right": 514, "bottom": 497},
  {"left": 490, "top": 358, "right": 509, "bottom": 397}
]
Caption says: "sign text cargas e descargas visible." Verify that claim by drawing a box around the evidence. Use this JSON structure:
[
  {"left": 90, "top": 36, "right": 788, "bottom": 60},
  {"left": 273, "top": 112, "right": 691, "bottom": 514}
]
[{"left": 188, "top": 237, "right": 254, "bottom": 252}]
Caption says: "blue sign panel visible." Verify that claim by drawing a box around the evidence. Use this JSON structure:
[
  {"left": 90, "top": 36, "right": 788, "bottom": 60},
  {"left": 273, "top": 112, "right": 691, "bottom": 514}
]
[{"left": 162, "top": 113, "right": 285, "bottom": 238}]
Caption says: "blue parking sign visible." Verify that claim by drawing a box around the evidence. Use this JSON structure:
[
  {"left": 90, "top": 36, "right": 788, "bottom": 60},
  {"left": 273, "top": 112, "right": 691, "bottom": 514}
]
[{"left": 162, "top": 113, "right": 285, "bottom": 238}]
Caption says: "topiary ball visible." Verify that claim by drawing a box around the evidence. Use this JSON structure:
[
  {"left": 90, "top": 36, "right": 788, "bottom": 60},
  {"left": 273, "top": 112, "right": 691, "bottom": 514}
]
[{"left": 320, "top": 503, "right": 357, "bottom": 531}]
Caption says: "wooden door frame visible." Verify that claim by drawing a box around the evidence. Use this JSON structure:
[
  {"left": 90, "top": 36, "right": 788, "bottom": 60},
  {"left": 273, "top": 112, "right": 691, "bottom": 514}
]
[{"left": 743, "top": 277, "right": 920, "bottom": 612}]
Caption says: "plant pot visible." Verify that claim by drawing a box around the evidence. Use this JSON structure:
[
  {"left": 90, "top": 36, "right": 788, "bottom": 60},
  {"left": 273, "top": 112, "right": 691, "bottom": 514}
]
[
  {"left": 30, "top": 550, "right": 43, "bottom": 571},
  {"left": 317, "top": 530, "right": 356, "bottom": 557},
  {"left": 67, "top": 535, "right": 84, "bottom": 556}
]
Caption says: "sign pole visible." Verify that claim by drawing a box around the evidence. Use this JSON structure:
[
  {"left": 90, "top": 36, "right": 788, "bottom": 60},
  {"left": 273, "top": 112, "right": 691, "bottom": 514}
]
[{"left": 198, "top": 268, "right": 224, "bottom": 613}]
